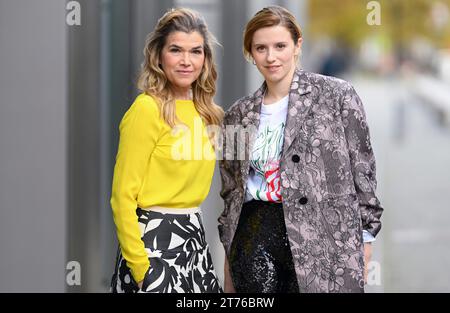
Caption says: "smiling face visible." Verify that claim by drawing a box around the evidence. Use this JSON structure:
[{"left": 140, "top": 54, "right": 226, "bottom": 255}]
[
  {"left": 160, "top": 31, "right": 205, "bottom": 99},
  {"left": 251, "top": 25, "right": 302, "bottom": 88}
]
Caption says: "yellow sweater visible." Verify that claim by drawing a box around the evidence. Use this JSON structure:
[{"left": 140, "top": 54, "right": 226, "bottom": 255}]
[{"left": 110, "top": 93, "right": 216, "bottom": 283}]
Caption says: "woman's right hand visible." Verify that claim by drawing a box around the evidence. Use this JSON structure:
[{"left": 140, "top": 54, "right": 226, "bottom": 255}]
[{"left": 137, "top": 265, "right": 150, "bottom": 291}]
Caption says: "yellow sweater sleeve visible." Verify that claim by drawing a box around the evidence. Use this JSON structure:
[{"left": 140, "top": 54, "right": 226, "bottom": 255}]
[{"left": 110, "top": 95, "right": 161, "bottom": 283}]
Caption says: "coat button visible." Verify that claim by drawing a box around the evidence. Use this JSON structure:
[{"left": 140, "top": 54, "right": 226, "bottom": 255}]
[
  {"left": 292, "top": 154, "right": 300, "bottom": 163},
  {"left": 299, "top": 197, "right": 308, "bottom": 205}
]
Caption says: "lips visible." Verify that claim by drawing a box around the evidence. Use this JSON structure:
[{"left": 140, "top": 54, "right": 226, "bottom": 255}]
[
  {"left": 176, "top": 70, "right": 193, "bottom": 75},
  {"left": 265, "top": 65, "right": 281, "bottom": 72}
]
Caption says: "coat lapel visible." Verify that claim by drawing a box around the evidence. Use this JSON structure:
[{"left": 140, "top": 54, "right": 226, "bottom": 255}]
[
  {"left": 238, "top": 82, "right": 266, "bottom": 190},
  {"left": 282, "top": 69, "right": 313, "bottom": 155},
  {"left": 240, "top": 82, "right": 266, "bottom": 130}
]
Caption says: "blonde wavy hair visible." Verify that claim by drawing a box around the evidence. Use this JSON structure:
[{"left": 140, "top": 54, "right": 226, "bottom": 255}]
[{"left": 137, "top": 8, "right": 223, "bottom": 128}]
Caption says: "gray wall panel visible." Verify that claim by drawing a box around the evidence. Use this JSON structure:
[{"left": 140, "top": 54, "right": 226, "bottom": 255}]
[{"left": 0, "top": 0, "right": 67, "bottom": 292}]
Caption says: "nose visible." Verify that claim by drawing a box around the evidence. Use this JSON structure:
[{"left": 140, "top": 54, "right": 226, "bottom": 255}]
[
  {"left": 181, "top": 52, "right": 191, "bottom": 66},
  {"left": 266, "top": 48, "right": 275, "bottom": 63}
]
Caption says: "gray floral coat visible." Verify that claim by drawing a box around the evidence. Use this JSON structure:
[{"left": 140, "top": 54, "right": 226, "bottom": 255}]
[{"left": 218, "top": 69, "right": 383, "bottom": 293}]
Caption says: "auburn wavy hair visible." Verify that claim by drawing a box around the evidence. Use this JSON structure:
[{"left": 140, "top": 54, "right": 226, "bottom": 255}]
[
  {"left": 137, "top": 7, "right": 223, "bottom": 128},
  {"left": 243, "top": 6, "right": 303, "bottom": 63}
]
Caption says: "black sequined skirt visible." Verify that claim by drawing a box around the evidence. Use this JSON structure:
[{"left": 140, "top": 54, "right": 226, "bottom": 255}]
[{"left": 229, "top": 200, "right": 299, "bottom": 293}]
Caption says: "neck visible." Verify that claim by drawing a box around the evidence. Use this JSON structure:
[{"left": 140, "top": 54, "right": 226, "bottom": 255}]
[
  {"left": 172, "top": 86, "right": 192, "bottom": 100},
  {"left": 264, "top": 66, "right": 296, "bottom": 104}
]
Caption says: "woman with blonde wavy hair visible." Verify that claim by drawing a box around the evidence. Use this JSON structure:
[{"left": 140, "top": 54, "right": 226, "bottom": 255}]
[{"left": 110, "top": 7, "right": 223, "bottom": 293}]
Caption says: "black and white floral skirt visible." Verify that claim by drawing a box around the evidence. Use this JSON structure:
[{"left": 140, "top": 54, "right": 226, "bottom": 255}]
[{"left": 111, "top": 208, "right": 222, "bottom": 293}]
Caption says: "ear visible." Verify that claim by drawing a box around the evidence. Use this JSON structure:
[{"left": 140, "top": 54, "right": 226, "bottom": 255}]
[
  {"left": 294, "top": 38, "right": 303, "bottom": 57},
  {"left": 248, "top": 51, "right": 255, "bottom": 63}
]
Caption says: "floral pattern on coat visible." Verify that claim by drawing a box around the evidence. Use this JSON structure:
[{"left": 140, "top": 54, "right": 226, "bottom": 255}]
[{"left": 218, "top": 69, "right": 383, "bottom": 293}]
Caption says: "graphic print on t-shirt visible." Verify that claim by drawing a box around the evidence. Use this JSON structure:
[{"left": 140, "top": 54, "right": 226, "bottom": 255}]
[{"left": 249, "top": 122, "right": 285, "bottom": 202}]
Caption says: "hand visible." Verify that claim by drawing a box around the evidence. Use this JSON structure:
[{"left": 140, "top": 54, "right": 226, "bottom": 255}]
[
  {"left": 224, "top": 257, "right": 236, "bottom": 293},
  {"left": 137, "top": 280, "right": 143, "bottom": 290},
  {"left": 363, "top": 243, "right": 373, "bottom": 284},
  {"left": 224, "top": 277, "right": 236, "bottom": 293}
]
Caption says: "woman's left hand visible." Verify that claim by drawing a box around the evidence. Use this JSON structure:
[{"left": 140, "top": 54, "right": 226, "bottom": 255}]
[{"left": 363, "top": 243, "right": 372, "bottom": 284}]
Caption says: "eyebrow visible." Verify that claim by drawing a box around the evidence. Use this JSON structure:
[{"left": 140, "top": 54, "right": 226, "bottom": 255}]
[
  {"left": 168, "top": 44, "right": 204, "bottom": 50},
  {"left": 253, "top": 41, "right": 288, "bottom": 46}
]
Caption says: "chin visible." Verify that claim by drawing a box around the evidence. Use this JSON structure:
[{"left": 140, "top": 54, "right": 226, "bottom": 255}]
[
  {"left": 265, "top": 73, "right": 282, "bottom": 83},
  {"left": 173, "top": 81, "right": 194, "bottom": 89},
  {"left": 273, "top": 68, "right": 290, "bottom": 79}
]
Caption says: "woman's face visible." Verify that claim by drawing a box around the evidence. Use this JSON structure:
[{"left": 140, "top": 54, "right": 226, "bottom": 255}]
[
  {"left": 160, "top": 31, "right": 205, "bottom": 98},
  {"left": 251, "top": 25, "right": 302, "bottom": 86}
]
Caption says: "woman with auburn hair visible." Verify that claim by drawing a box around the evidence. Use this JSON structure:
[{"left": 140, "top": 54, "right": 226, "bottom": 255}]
[
  {"left": 218, "top": 6, "right": 383, "bottom": 293},
  {"left": 110, "top": 7, "right": 223, "bottom": 293}
]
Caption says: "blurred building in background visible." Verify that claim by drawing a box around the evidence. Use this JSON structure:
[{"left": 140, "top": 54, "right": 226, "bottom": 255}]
[{"left": 0, "top": 0, "right": 449, "bottom": 292}]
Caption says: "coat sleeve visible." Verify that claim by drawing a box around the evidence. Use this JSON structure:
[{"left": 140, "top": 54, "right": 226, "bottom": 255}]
[
  {"left": 341, "top": 83, "right": 383, "bottom": 238},
  {"left": 217, "top": 110, "right": 240, "bottom": 255}
]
